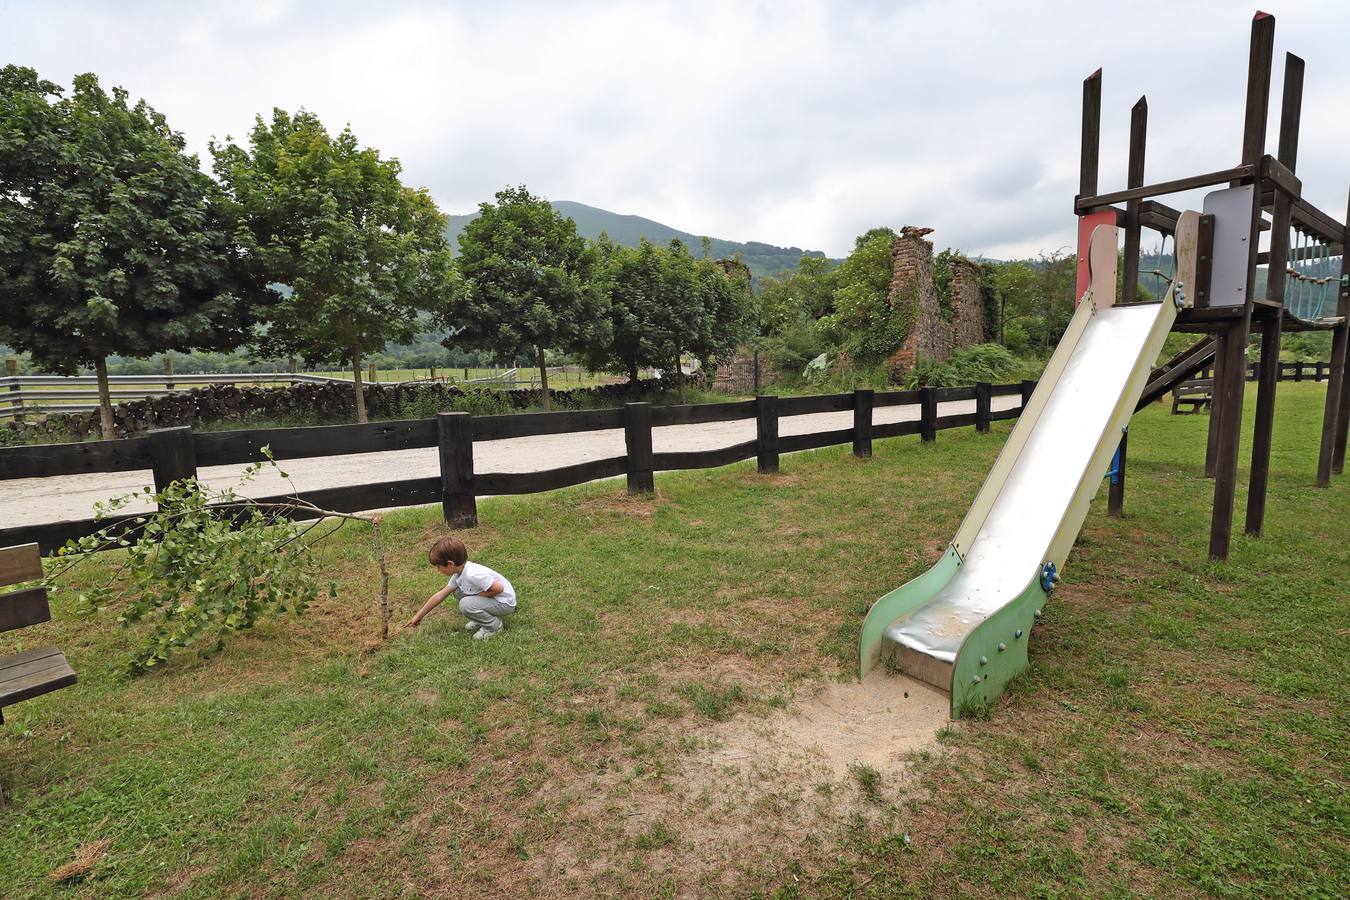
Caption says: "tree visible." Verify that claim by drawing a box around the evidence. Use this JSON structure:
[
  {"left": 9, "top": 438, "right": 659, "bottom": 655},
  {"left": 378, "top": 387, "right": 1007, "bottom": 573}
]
[
  {"left": 814, "top": 229, "right": 903, "bottom": 364},
  {"left": 448, "top": 186, "right": 609, "bottom": 409},
  {"left": 0, "top": 67, "right": 264, "bottom": 436},
  {"left": 211, "top": 110, "right": 452, "bottom": 423}
]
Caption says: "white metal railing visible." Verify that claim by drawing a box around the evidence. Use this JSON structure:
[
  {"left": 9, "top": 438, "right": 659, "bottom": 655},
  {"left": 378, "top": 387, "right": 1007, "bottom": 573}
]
[{"left": 0, "top": 372, "right": 350, "bottom": 418}]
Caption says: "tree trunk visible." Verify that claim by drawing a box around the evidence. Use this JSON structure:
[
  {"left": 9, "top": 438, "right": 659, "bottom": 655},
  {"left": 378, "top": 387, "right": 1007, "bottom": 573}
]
[
  {"left": 628, "top": 359, "right": 640, "bottom": 386},
  {"left": 537, "top": 346, "right": 551, "bottom": 410},
  {"left": 674, "top": 343, "right": 684, "bottom": 403},
  {"left": 352, "top": 345, "right": 368, "bottom": 424},
  {"left": 94, "top": 355, "right": 115, "bottom": 438}
]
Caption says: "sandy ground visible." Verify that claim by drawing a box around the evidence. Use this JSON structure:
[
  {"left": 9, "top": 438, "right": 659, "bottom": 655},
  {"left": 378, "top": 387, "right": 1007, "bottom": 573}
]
[{"left": 1, "top": 396, "right": 1017, "bottom": 527}]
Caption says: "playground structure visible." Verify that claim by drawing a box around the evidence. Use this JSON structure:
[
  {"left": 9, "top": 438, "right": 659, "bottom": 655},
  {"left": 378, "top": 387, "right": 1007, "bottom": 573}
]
[{"left": 860, "top": 11, "right": 1347, "bottom": 716}]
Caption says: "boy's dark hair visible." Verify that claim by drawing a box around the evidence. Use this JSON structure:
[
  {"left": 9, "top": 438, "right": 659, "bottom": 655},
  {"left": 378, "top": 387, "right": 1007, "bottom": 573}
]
[{"left": 428, "top": 536, "right": 468, "bottom": 567}]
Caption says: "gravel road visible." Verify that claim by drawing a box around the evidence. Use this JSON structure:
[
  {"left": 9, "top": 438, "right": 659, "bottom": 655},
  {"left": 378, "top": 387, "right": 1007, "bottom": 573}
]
[{"left": 2, "top": 396, "right": 1018, "bottom": 527}]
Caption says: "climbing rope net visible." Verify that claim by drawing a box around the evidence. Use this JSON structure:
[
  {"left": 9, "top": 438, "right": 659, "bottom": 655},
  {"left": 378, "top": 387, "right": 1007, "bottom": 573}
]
[{"left": 1285, "top": 227, "right": 1344, "bottom": 323}]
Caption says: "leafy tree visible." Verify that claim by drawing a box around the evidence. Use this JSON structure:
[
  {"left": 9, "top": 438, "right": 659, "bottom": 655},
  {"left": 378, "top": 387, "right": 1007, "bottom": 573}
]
[
  {"left": 448, "top": 186, "right": 609, "bottom": 409},
  {"left": 0, "top": 67, "right": 264, "bottom": 436},
  {"left": 815, "top": 229, "right": 903, "bottom": 364},
  {"left": 212, "top": 110, "right": 453, "bottom": 423}
]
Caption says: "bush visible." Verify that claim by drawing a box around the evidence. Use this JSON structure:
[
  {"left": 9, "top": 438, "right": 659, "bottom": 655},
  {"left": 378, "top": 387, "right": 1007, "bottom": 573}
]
[{"left": 906, "top": 343, "right": 1019, "bottom": 388}]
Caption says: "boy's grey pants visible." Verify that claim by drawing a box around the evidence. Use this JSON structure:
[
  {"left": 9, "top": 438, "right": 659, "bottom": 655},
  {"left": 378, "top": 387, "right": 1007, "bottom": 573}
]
[{"left": 457, "top": 594, "right": 515, "bottom": 633}]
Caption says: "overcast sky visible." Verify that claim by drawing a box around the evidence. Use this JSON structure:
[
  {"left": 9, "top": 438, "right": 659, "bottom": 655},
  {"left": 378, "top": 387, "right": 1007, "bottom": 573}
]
[{"left": 3, "top": 0, "right": 1348, "bottom": 259}]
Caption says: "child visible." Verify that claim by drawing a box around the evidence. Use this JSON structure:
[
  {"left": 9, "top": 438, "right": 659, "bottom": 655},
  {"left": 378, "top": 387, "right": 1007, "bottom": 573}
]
[{"left": 406, "top": 536, "right": 517, "bottom": 640}]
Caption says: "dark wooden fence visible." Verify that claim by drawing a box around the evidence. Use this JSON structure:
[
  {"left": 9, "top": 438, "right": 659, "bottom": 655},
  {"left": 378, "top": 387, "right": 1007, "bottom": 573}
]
[{"left": 1, "top": 382, "right": 1037, "bottom": 553}]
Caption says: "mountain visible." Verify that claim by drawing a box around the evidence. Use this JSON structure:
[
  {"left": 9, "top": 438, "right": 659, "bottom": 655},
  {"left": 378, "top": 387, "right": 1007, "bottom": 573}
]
[{"left": 445, "top": 200, "right": 828, "bottom": 282}]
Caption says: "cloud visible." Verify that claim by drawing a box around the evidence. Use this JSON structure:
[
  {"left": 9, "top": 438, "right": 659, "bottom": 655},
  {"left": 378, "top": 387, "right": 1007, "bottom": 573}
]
[{"left": 3, "top": 0, "right": 1348, "bottom": 258}]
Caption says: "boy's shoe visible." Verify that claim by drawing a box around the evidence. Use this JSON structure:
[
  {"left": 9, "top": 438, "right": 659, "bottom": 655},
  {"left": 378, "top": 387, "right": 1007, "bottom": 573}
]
[
  {"left": 473, "top": 627, "right": 500, "bottom": 641},
  {"left": 464, "top": 622, "right": 481, "bottom": 633}
]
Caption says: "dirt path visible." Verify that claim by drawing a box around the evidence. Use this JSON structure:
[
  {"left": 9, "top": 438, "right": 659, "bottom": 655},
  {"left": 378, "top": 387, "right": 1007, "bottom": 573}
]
[{"left": 1, "top": 396, "right": 1018, "bottom": 527}]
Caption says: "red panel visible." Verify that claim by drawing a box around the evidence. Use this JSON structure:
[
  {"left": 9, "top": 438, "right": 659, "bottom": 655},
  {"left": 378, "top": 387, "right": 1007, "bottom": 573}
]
[{"left": 1075, "top": 210, "right": 1117, "bottom": 305}]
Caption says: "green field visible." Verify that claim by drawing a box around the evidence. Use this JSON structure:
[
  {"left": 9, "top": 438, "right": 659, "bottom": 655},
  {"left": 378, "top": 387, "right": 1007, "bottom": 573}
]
[{"left": 1, "top": 384, "right": 1345, "bottom": 897}]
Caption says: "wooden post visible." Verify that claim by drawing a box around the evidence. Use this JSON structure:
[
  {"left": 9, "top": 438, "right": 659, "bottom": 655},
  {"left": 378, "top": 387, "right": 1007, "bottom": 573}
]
[
  {"left": 623, "top": 402, "right": 654, "bottom": 494},
  {"left": 1321, "top": 189, "right": 1350, "bottom": 478},
  {"left": 852, "top": 389, "right": 873, "bottom": 458},
  {"left": 1108, "top": 431, "right": 1127, "bottom": 518},
  {"left": 1315, "top": 362, "right": 1325, "bottom": 382},
  {"left": 5, "top": 358, "right": 22, "bottom": 423},
  {"left": 1294, "top": 361, "right": 1303, "bottom": 382},
  {"left": 1080, "top": 69, "right": 1102, "bottom": 198},
  {"left": 163, "top": 355, "right": 174, "bottom": 392},
  {"left": 974, "top": 382, "right": 991, "bottom": 434},
  {"left": 1206, "top": 333, "right": 1227, "bottom": 477},
  {"left": 1121, "top": 97, "right": 1148, "bottom": 303},
  {"left": 1245, "top": 318, "right": 1283, "bottom": 532},
  {"left": 368, "top": 361, "right": 378, "bottom": 384},
  {"left": 920, "top": 387, "right": 937, "bottom": 442},
  {"left": 147, "top": 426, "right": 197, "bottom": 494},
  {"left": 755, "top": 394, "right": 778, "bottom": 474},
  {"left": 289, "top": 356, "right": 298, "bottom": 375},
  {"left": 1019, "top": 379, "right": 1036, "bottom": 412},
  {"left": 437, "top": 412, "right": 477, "bottom": 528},
  {"left": 1317, "top": 327, "right": 1347, "bottom": 486}
]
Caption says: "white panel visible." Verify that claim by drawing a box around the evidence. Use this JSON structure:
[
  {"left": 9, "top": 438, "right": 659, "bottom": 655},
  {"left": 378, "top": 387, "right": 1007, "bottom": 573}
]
[{"left": 1202, "top": 185, "right": 1254, "bottom": 308}]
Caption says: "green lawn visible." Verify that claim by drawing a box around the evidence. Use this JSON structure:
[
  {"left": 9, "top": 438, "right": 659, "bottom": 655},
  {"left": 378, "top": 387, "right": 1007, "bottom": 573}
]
[{"left": 0, "top": 384, "right": 1345, "bottom": 897}]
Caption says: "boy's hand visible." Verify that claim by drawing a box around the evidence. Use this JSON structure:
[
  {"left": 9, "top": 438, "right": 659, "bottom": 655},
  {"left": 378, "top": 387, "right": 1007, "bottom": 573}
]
[{"left": 405, "top": 616, "right": 420, "bottom": 629}]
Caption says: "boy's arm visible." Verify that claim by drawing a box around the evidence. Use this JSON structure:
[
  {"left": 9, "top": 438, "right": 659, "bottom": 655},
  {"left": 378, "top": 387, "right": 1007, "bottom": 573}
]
[{"left": 406, "top": 584, "right": 453, "bottom": 628}]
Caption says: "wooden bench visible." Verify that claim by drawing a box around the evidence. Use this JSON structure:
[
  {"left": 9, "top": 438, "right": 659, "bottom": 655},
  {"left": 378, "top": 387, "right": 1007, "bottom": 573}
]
[
  {"left": 1171, "top": 378, "right": 1214, "bottom": 414},
  {"left": 0, "top": 543, "right": 76, "bottom": 724}
]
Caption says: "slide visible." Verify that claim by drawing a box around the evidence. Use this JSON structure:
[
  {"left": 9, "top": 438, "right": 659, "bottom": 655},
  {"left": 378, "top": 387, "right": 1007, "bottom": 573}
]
[{"left": 859, "top": 220, "right": 1190, "bottom": 716}]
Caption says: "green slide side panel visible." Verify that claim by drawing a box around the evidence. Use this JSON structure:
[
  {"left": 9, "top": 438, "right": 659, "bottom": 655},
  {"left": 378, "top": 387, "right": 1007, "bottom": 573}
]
[
  {"left": 858, "top": 546, "right": 960, "bottom": 680},
  {"left": 949, "top": 575, "right": 1047, "bottom": 718}
]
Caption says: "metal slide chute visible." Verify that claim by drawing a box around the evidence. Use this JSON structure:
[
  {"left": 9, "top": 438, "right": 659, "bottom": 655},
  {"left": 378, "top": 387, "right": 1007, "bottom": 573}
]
[{"left": 859, "top": 218, "right": 1194, "bottom": 716}]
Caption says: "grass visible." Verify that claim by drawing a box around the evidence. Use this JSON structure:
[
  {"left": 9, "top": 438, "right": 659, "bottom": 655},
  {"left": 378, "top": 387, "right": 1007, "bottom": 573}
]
[{"left": 0, "top": 384, "right": 1346, "bottom": 896}]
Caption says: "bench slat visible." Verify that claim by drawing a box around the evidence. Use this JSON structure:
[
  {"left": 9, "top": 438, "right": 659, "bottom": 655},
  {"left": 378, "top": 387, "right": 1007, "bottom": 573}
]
[
  {"left": 0, "top": 543, "right": 42, "bottom": 588},
  {"left": 0, "top": 652, "right": 77, "bottom": 708},
  {"left": 0, "top": 587, "right": 51, "bottom": 633},
  {"left": 0, "top": 645, "right": 64, "bottom": 673}
]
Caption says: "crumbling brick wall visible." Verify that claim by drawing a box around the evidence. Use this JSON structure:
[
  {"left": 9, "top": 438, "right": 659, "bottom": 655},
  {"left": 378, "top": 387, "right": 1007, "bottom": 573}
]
[
  {"left": 949, "top": 256, "right": 985, "bottom": 350},
  {"left": 888, "top": 226, "right": 950, "bottom": 379},
  {"left": 713, "top": 349, "right": 774, "bottom": 394}
]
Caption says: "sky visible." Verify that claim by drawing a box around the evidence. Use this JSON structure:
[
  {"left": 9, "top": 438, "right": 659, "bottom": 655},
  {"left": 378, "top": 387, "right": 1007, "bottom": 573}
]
[{"left": 3, "top": 0, "right": 1348, "bottom": 260}]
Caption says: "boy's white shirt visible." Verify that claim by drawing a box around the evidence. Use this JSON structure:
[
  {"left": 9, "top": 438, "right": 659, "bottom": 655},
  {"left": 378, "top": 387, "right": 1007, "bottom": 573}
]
[{"left": 449, "top": 561, "right": 516, "bottom": 607}]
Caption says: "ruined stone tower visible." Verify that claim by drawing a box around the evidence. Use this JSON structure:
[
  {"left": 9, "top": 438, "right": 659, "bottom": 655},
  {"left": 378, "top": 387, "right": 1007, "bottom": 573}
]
[
  {"left": 949, "top": 256, "right": 985, "bottom": 349},
  {"left": 888, "top": 226, "right": 950, "bottom": 378}
]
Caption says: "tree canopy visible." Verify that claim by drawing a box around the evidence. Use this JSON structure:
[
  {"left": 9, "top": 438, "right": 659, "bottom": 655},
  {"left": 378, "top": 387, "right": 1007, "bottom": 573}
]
[
  {"left": 211, "top": 109, "right": 452, "bottom": 422},
  {"left": 447, "top": 185, "right": 610, "bottom": 408},
  {"left": 0, "top": 66, "right": 265, "bottom": 434}
]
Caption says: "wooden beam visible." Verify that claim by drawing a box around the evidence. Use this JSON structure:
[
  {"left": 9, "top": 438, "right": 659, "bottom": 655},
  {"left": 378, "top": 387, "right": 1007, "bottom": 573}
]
[
  {"left": 1075, "top": 165, "right": 1254, "bottom": 212},
  {"left": 1121, "top": 97, "right": 1148, "bottom": 303},
  {"left": 1277, "top": 53, "right": 1305, "bottom": 171},
  {"left": 1080, "top": 68, "right": 1102, "bottom": 198},
  {"left": 1241, "top": 11, "right": 1275, "bottom": 168},
  {"left": 1323, "top": 188, "right": 1350, "bottom": 478}
]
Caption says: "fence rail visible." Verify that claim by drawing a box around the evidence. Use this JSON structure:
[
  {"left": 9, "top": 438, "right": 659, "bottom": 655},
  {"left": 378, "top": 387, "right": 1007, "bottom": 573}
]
[{"left": 0, "top": 382, "right": 1043, "bottom": 553}]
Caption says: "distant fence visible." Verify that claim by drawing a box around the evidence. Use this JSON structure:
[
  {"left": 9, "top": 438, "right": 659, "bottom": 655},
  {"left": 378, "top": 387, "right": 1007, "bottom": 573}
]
[{"left": 0, "top": 381, "right": 1037, "bottom": 554}]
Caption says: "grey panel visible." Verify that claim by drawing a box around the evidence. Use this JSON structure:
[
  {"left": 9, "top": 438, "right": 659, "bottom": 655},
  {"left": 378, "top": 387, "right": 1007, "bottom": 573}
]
[{"left": 1202, "top": 185, "right": 1254, "bottom": 308}]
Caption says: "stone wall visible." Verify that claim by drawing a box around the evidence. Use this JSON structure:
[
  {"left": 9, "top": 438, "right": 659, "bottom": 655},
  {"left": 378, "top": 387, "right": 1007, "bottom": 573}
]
[
  {"left": 0, "top": 377, "right": 687, "bottom": 444},
  {"left": 950, "top": 257, "right": 985, "bottom": 349}
]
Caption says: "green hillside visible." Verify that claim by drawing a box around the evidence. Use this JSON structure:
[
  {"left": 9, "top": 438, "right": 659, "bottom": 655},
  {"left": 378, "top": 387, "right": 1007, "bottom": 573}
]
[{"left": 445, "top": 200, "right": 828, "bottom": 281}]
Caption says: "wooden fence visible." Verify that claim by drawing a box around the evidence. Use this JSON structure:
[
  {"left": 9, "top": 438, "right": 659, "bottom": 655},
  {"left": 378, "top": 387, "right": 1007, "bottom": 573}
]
[{"left": 0, "top": 382, "right": 1037, "bottom": 554}]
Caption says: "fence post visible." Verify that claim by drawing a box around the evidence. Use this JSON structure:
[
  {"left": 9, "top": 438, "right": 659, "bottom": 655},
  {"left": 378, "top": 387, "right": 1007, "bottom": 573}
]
[
  {"left": 1294, "top": 361, "right": 1304, "bottom": 382},
  {"left": 852, "top": 389, "right": 873, "bottom": 458},
  {"left": 756, "top": 394, "right": 779, "bottom": 473},
  {"left": 368, "top": 361, "right": 378, "bottom": 384},
  {"left": 147, "top": 426, "right": 197, "bottom": 494},
  {"left": 163, "top": 355, "right": 174, "bottom": 392},
  {"left": 437, "top": 412, "right": 477, "bottom": 528},
  {"left": 624, "top": 402, "right": 654, "bottom": 494},
  {"left": 1315, "top": 361, "right": 1325, "bottom": 382},
  {"left": 920, "top": 387, "right": 937, "bottom": 442},
  {"left": 975, "top": 382, "right": 991, "bottom": 434},
  {"left": 5, "top": 358, "right": 22, "bottom": 423},
  {"left": 289, "top": 356, "right": 298, "bottom": 375},
  {"left": 1020, "top": 379, "right": 1036, "bottom": 412}
]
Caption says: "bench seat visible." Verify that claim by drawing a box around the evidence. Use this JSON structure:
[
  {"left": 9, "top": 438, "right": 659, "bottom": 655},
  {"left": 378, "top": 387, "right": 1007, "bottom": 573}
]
[{"left": 0, "top": 646, "right": 77, "bottom": 721}]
